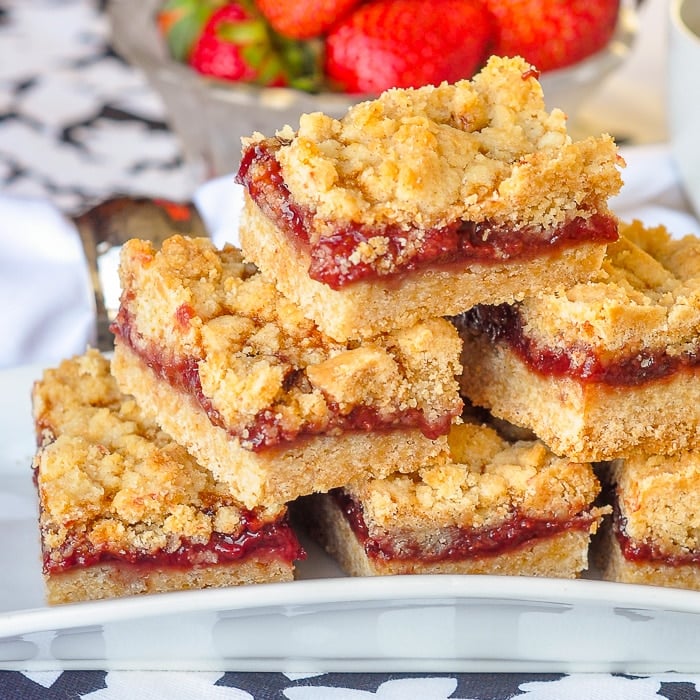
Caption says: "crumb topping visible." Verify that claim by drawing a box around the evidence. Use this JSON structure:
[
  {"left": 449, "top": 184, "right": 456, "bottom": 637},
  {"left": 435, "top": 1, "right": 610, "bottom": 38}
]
[
  {"left": 613, "top": 452, "right": 700, "bottom": 558},
  {"left": 346, "top": 421, "right": 601, "bottom": 533},
  {"left": 32, "top": 350, "right": 283, "bottom": 564},
  {"left": 263, "top": 56, "right": 622, "bottom": 237},
  {"left": 116, "top": 236, "right": 464, "bottom": 439},
  {"left": 518, "top": 220, "right": 700, "bottom": 356}
]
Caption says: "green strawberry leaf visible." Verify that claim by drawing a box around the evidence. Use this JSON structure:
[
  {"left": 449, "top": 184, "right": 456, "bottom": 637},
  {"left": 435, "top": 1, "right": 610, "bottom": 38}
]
[
  {"left": 164, "top": 18, "right": 198, "bottom": 61},
  {"left": 159, "top": 0, "right": 224, "bottom": 61},
  {"left": 256, "top": 54, "right": 285, "bottom": 85},
  {"left": 275, "top": 36, "right": 325, "bottom": 92},
  {"left": 217, "top": 18, "right": 269, "bottom": 45},
  {"left": 162, "top": 0, "right": 326, "bottom": 92},
  {"left": 241, "top": 43, "right": 266, "bottom": 68}
]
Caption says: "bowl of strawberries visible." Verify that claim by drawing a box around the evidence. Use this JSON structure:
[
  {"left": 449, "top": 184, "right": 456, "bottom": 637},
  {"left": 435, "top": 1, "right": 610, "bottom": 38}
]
[{"left": 108, "top": 0, "right": 639, "bottom": 181}]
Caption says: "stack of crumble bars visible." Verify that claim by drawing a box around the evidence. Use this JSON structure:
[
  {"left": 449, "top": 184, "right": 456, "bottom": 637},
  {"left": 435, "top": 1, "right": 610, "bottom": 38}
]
[
  {"left": 34, "top": 55, "right": 695, "bottom": 605},
  {"left": 457, "top": 218, "right": 700, "bottom": 590}
]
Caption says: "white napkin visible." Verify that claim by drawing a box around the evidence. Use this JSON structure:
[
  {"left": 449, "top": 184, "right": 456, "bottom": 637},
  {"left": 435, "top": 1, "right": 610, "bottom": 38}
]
[
  {"left": 0, "top": 195, "right": 95, "bottom": 370},
  {"left": 613, "top": 142, "right": 700, "bottom": 236},
  {"left": 193, "top": 174, "right": 243, "bottom": 249},
  {"left": 2, "top": 142, "right": 698, "bottom": 371}
]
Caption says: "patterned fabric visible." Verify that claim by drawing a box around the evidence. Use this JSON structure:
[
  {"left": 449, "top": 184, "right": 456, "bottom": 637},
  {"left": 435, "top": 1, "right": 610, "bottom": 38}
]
[
  {"left": 0, "top": 0, "right": 192, "bottom": 213},
  {"left": 2, "top": 671, "right": 700, "bottom": 698}
]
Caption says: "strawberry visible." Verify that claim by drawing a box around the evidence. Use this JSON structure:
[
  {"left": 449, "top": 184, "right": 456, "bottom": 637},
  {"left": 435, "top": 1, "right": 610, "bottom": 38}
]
[
  {"left": 254, "top": 0, "right": 362, "bottom": 40},
  {"left": 324, "top": 0, "right": 495, "bottom": 94},
  {"left": 484, "top": 0, "right": 620, "bottom": 73},
  {"left": 186, "top": 2, "right": 322, "bottom": 89},
  {"left": 188, "top": 3, "right": 285, "bottom": 83}
]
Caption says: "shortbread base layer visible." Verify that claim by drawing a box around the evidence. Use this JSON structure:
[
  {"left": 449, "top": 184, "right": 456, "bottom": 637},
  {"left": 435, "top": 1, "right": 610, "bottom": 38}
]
[
  {"left": 45, "top": 557, "right": 294, "bottom": 606},
  {"left": 458, "top": 333, "right": 700, "bottom": 462},
  {"left": 598, "top": 523, "right": 700, "bottom": 592},
  {"left": 299, "top": 493, "right": 594, "bottom": 578},
  {"left": 240, "top": 195, "right": 609, "bottom": 342},
  {"left": 112, "top": 340, "right": 448, "bottom": 510}
]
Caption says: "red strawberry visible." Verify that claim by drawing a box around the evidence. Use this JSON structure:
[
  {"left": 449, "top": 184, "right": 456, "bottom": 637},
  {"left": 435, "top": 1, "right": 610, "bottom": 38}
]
[
  {"left": 188, "top": 3, "right": 286, "bottom": 83},
  {"left": 324, "top": 0, "right": 495, "bottom": 94},
  {"left": 485, "top": 0, "right": 620, "bottom": 73},
  {"left": 255, "top": 0, "right": 362, "bottom": 40},
  {"left": 187, "top": 2, "right": 322, "bottom": 89}
]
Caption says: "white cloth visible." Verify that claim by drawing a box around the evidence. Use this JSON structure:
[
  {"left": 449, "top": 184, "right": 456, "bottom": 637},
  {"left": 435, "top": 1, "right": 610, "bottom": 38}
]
[
  {"left": 0, "top": 195, "right": 95, "bottom": 369},
  {"left": 193, "top": 174, "right": 243, "bottom": 249},
  {"left": 2, "top": 142, "right": 698, "bottom": 370},
  {"left": 612, "top": 142, "right": 700, "bottom": 236}
]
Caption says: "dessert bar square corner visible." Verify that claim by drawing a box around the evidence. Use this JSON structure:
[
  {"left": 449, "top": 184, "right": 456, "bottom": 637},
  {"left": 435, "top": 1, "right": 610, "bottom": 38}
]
[{"left": 236, "top": 55, "right": 624, "bottom": 342}]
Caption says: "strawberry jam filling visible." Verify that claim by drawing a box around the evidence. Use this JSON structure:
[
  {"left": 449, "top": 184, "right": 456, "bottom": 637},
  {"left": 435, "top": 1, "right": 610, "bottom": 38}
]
[
  {"left": 112, "top": 307, "right": 457, "bottom": 451},
  {"left": 333, "top": 489, "right": 595, "bottom": 562},
  {"left": 236, "top": 138, "right": 619, "bottom": 290},
  {"left": 460, "top": 303, "right": 700, "bottom": 386},
  {"left": 43, "top": 512, "right": 304, "bottom": 575},
  {"left": 613, "top": 501, "right": 700, "bottom": 567}
]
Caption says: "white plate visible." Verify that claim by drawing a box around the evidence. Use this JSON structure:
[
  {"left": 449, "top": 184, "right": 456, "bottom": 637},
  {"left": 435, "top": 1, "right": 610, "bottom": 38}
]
[{"left": 4, "top": 363, "right": 700, "bottom": 673}]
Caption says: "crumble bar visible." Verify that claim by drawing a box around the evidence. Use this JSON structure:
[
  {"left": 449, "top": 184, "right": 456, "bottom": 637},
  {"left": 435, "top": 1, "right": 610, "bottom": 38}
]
[
  {"left": 236, "top": 55, "right": 623, "bottom": 341},
  {"left": 457, "top": 220, "right": 700, "bottom": 462},
  {"left": 599, "top": 451, "right": 700, "bottom": 591},
  {"left": 31, "top": 350, "right": 303, "bottom": 605},
  {"left": 298, "top": 421, "right": 607, "bottom": 578},
  {"left": 111, "top": 235, "right": 462, "bottom": 510}
]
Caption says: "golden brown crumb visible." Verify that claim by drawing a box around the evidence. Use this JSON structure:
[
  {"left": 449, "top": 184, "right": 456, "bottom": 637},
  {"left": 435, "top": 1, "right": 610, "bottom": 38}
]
[
  {"left": 115, "top": 235, "right": 464, "bottom": 442},
  {"left": 267, "top": 56, "right": 622, "bottom": 236},
  {"left": 32, "top": 350, "right": 285, "bottom": 569},
  {"left": 610, "top": 451, "right": 700, "bottom": 559},
  {"left": 518, "top": 220, "right": 700, "bottom": 357},
  {"left": 346, "top": 421, "right": 604, "bottom": 534}
]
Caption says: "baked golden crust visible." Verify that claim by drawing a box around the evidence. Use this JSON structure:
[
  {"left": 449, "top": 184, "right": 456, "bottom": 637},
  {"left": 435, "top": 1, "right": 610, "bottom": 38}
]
[
  {"left": 599, "top": 452, "right": 700, "bottom": 591},
  {"left": 457, "top": 221, "right": 700, "bottom": 461},
  {"left": 32, "top": 350, "right": 299, "bottom": 604},
  {"left": 113, "top": 235, "right": 463, "bottom": 443},
  {"left": 348, "top": 421, "right": 602, "bottom": 533},
  {"left": 268, "top": 56, "right": 622, "bottom": 234},
  {"left": 300, "top": 492, "right": 597, "bottom": 578},
  {"left": 352, "top": 422, "right": 600, "bottom": 535},
  {"left": 113, "top": 337, "right": 450, "bottom": 510},
  {"left": 240, "top": 194, "right": 610, "bottom": 342},
  {"left": 299, "top": 421, "right": 606, "bottom": 578},
  {"left": 44, "top": 558, "right": 295, "bottom": 606},
  {"left": 517, "top": 220, "right": 700, "bottom": 357}
]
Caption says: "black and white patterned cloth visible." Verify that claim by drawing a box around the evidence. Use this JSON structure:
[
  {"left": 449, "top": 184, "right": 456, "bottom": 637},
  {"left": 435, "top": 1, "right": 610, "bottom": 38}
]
[
  {"left": 3, "top": 1, "right": 700, "bottom": 698},
  {"left": 3, "top": 670, "right": 700, "bottom": 699},
  {"left": 0, "top": 0, "right": 193, "bottom": 214}
]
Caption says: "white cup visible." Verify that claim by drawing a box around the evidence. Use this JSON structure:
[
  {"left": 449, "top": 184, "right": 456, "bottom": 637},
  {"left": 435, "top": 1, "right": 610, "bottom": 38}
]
[{"left": 669, "top": 0, "right": 700, "bottom": 216}]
